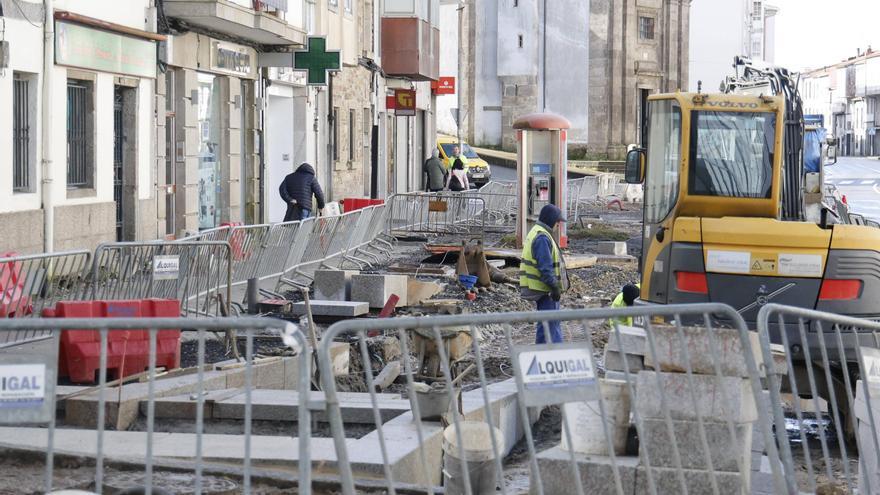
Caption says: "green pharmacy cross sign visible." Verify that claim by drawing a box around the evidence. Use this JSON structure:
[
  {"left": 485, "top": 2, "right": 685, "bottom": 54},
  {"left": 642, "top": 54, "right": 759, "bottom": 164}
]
[{"left": 294, "top": 37, "right": 341, "bottom": 86}]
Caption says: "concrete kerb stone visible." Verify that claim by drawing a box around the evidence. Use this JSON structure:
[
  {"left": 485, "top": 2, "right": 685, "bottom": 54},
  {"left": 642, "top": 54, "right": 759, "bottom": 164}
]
[
  {"left": 350, "top": 273, "right": 409, "bottom": 308},
  {"left": 598, "top": 241, "right": 628, "bottom": 256},
  {"left": 637, "top": 418, "right": 753, "bottom": 472},
  {"left": 290, "top": 300, "right": 369, "bottom": 317},
  {"left": 603, "top": 348, "right": 645, "bottom": 373},
  {"left": 635, "top": 370, "right": 758, "bottom": 423},
  {"left": 643, "top": 325, "right": 762, "bottom": 377},
  {"left": 313, "top": 269, "right": 358, "bottom": 301},
  {"left": 636, "top": 465, "right": 747, "bottom": 495},
  {"left": 605, "top": 325, "right": 647, "bottom": 355},
  {"left": 532, "top": 448, "right": 638, "bottom": 495}
]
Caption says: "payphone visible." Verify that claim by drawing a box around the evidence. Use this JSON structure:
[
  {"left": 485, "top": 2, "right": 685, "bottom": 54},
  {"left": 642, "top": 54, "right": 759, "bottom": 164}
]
[{"left": 514, "top": 112, "right": 571, "bottom": 248}]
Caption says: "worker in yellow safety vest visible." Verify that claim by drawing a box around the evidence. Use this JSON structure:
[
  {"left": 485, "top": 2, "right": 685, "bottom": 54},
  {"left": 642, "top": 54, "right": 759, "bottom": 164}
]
[
  {"left": 446, "top": 144, "right": 470, "bottom": 170},
  {"left": 520, "top": 204, "right": 570, "bottom": 344},
  {"left": 609, "top": 283, "right": 640, "bottom": 327}
]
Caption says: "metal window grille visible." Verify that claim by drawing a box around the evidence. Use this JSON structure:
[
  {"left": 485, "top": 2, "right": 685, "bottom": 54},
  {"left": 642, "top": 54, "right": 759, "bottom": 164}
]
[
  {"left": 333, "top": 107, "right": 339, "bottom": 161},
  {"left": 114, "top": 89, "right": 124, "bottom": 240},
  {"left": 13, "top": 77, "right": 31, "bottom": 192},
  {"left": 639, "top": 16, "right": 655, "bottom": 40},
  {"left": 349, "top": 109, "right": 355, "bottom": 162},
  {"left": 67, "top": 81, "right": 91, "bottom": 188}
]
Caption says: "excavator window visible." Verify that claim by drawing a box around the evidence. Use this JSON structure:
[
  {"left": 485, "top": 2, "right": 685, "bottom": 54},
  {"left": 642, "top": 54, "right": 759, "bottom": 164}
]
[
  {"left": 688, "top": 111, "right": 776, "bottom": 198},
  {"left": 644, "top": 100, "right": 682, "bottom": 224}
]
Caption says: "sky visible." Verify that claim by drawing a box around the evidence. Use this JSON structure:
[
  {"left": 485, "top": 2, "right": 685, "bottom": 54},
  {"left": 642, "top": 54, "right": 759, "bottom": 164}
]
[{"left": 771, "top": 0, "right": 880, "bottom": 71}]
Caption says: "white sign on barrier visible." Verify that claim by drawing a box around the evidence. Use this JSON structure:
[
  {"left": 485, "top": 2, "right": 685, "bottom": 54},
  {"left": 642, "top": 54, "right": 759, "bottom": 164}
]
[
  {"left": 153, "top": 255, "right": 180, "bottom": 280},
  {"left": 514, "top": 344, "right": 598, "bottom": 407},
  {"left": 0, "top": 364, "right": 46, "bottom": 408}
]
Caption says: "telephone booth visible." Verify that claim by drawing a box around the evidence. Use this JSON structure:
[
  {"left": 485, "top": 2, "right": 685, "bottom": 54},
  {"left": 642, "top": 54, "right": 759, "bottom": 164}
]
[{"left": 514, "top": 112, "right": 571, "bottom": 248}]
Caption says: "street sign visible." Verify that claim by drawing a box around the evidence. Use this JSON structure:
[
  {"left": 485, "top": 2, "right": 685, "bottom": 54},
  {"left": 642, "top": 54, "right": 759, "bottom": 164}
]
[
  {"left": 293, "top": 37, "right": 341, "bottom": 86},
  {"left": 431, "top": 77, "right": 456, "bottom": 95},
  {"left": 393, "top": 89, "right": 416, "bottom": 116}
]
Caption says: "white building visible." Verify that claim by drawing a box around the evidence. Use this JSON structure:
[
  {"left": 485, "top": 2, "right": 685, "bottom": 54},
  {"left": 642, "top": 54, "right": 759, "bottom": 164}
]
[
  {"left": 0, "top": 0, "right": 159, "bottom": 253},
  {"left": 689, "top": 0, "right": 778, "bottom": 92}
]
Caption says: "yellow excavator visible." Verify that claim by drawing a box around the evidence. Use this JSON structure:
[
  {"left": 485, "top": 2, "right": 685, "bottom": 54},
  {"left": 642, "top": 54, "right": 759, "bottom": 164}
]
[{"left": 625, "top": 57, "right": 874, "bottom": 429}]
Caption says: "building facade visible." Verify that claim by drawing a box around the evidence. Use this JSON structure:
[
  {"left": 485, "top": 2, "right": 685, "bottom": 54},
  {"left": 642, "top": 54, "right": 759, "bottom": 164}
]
[
  {"left": 438, "top": 0, "right": 688, "bottom": 158},
  {"left": 801, "top": 49, "right": 880, "bottom": 157},
  {"left": 0, "top": 0, "right": 160, "bottom": 253}
]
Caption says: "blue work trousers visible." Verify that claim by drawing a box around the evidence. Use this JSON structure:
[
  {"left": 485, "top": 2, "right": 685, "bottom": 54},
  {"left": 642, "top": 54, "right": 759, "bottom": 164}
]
[{"left": 534, "top": 294, "right": 563, "bottom": 344}]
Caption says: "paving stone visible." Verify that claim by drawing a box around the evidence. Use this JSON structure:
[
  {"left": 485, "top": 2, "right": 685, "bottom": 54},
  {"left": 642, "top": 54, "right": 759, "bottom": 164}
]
[
  {"left": 643, "top": 325, "right": 762, "bottom": 377},
  {"left": 290, "top": 300, "right": 369, "bottom": 317},
  {"left": 605, "top": 325, "right": 647, "bottom": 355},
  {"left": 532, "top": 447, "right": 638, "bottom": 495},
  {"left": 313, "top": 269, "right": 358, "bottom": 301},
  {"left": 350, "top": 273, "right": 409, "bottom": 308},
  {"left": 635, "top": 371, "right": 757, "bottom": 423},
  {"left": 604, "top": 348, "right": 644, "bottom": 373},
  {"left": 598, "top": 241, "right": 628, "bottom": 256},
  {"left": 329, "top": 340, "right": 350, "bottom": 376},
  {"left": 638, "top": 418, "right": 752, "bottom": 472},
  {"left": 636, "top": 465, "right": 747, "bottom": 495}
]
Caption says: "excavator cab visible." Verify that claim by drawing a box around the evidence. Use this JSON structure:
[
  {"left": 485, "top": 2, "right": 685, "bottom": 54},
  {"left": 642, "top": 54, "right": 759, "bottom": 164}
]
[{"left": 625, "top": 91, "right": 880, "bottom": 363}]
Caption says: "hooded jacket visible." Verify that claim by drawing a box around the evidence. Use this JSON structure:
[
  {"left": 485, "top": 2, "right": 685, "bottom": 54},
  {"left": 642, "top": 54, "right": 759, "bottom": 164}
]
[{"left": 280, "top": 163, "right": 326, "bottom": 218}]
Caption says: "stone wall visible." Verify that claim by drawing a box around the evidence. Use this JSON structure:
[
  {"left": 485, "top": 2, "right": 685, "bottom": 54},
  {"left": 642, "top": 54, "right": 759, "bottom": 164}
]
[
  {"left": 331, "top": 65, "right": 373, "bottom": 200},
  {"left": 0, "top": 210, "right": 44, "bottom": 254},
  {"left": 54, "top": 202, "right": 116, "bottom": 253},
  {"left": 500, "top": 75, "right": 539, "bottom": 151}
]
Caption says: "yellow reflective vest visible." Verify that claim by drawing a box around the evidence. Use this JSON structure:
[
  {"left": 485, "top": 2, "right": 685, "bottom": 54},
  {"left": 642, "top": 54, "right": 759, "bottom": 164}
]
[
  {"left": 609, "top": 283, "right": 641, "bottom": 327},
  {"left": 520, "top": 223, "right": 569, "bottom": 295},
  {"left": 446, "top": 154, "right": 469, "bottom": 170}
]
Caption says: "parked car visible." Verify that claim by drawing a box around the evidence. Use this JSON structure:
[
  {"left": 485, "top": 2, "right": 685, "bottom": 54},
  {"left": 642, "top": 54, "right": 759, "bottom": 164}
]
[{"left": 436, "top": 136, "right": 492, "bottom": 188}]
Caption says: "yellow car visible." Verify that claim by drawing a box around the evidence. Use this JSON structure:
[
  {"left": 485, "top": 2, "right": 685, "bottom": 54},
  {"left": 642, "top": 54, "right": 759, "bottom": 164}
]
[{"left": 436, "top": 137, "right": 492, "bottom": 187}]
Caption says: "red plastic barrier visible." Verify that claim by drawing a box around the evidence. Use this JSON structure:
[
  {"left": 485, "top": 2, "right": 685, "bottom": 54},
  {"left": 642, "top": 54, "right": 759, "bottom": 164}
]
[
  {"left": 44, "top": 299, "right": 181, "bottom": 384},
  {"left": 340, "top": 198, "right": 384, "bottom": 213},
  {"left": 0, "top": 251, "right": 32, "bottom": 317},
  {"left": 221, "top": 222, "right": 246, "bottom": 260}
]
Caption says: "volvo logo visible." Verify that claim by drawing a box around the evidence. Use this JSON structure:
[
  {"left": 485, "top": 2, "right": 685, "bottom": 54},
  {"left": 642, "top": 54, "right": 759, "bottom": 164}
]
[{"left": 737, "top": 283, "right": 796, "bottom": 314}]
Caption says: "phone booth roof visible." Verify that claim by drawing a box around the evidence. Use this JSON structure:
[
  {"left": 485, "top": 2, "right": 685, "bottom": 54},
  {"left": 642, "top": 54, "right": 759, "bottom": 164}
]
[{"left": 512, "top": 112, "right": 571, "bottom": 131}]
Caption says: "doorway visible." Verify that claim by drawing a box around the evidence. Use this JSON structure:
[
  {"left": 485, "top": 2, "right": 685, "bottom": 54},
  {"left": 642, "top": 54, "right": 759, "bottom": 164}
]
[{"left": 113, "top": 84, "right": 137, "bottom": 241}]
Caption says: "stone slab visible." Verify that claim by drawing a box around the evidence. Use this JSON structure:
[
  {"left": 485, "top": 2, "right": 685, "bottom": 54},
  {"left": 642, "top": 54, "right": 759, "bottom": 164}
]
[
  {"left": 532, "top": 448, "right": 638, "bottom": 495},
  {"left": 598, "top": 241, "right": 627, "bottom": 256},
  {"left": 407, "top": 279, "right": 444, "bottom": 305},
  {"left": 313, "top": 269, "right": 358, "bottom": 301},
  {"left": 638, "top": 418, "right": 753, "bottom": 472},
  {"left": 350, "top": 273, "right": 409, "bottom": 308},
  {"left": 290, "top": 300, "right": 369, "bottom": 317},
  {"left": 605, "top": 325, "right": 647, "bottom": 355},
  {"left": 636, "top": 371, "right": 757, "bottom": 423},
  {"left": 329, "top": 340, "right": 350, "bottom": 376},
  {"left": 565, "top": 254, "right": 598, "bottom": 269},
  {"left": 636, "top": 465, "right": 747, "bottom": 495},
  {"left": 643, "top": 325, "right": 762, "bottom": 377},
  {"left": 603, "top": 348, "right": 644, "bottom": 373}
]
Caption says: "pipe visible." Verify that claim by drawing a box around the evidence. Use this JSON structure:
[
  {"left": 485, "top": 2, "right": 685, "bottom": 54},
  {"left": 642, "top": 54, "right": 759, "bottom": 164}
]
[{"left": 41, "top": 0, "right": 54, "bottom": 253}]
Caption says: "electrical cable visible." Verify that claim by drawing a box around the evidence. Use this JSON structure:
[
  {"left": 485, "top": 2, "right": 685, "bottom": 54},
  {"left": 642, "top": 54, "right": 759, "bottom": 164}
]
[{"left": 9, "top": 0, "right": 41, "bottom": 28}]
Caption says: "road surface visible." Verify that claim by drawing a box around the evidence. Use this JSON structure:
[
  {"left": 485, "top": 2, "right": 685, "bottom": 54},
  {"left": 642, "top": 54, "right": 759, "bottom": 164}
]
[{"left": 825, "top": 156, "right": 880, "bottom": 222}]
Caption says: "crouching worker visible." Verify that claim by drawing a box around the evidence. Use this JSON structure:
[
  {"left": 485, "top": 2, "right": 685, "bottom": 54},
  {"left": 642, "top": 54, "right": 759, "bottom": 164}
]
[
  {"left": 609, "top": 283, "right": 640, "bottom": 327},
  {"left": 520, "top": 204, "right": 570, "bottom": 344}
]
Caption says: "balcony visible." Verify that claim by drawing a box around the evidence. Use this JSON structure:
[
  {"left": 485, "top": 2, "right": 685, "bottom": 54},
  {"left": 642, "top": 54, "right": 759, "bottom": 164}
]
[
  {"left": 380, "top": 0, "right": 439, "bottom": 81},
  {"left": 162, "top": 0, "right": 305, "bottom": 46}
]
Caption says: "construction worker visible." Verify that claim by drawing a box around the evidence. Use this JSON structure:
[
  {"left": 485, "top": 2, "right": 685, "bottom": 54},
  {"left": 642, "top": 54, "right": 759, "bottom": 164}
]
[
  {"left": 609, "top": 283, "right": 640, "bottom": 327},
  {"left": 520, "top": 204, "right": 569, "bottom": 344},
  {"left": 446, "top": 144, "right": 469, "bottom": 170}
]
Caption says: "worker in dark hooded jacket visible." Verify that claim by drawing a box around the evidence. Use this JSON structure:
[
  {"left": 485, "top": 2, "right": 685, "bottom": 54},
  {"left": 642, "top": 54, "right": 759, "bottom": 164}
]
[
  {"left": 520, "top": 204, "right": 570, "bottom": 344},
  {"left": 279, "top": 162, "right": 326, "bottom": 221}
]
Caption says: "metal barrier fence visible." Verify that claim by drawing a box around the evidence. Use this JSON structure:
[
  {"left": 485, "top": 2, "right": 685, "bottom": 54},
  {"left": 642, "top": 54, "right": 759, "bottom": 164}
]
[
  {"left": 91, "top": 241, "right": 232, "bottom": 318},
  {"left": 0, "top": 316, "right": 311, "bottom": 494},
  {"left": 756, "top": 303, "right": 880, "bottom": 494},
  {"left": 388, "top": 192, "right": 487, "bottom": 237},
  {"left": 317, "top": 303, "right": 787, "bottom": 495}
]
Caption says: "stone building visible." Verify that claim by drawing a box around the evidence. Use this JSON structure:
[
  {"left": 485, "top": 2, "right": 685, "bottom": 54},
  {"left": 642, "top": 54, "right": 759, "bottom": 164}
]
[{"left": 437, "top": 0, "right": 689, "bottom": 159}]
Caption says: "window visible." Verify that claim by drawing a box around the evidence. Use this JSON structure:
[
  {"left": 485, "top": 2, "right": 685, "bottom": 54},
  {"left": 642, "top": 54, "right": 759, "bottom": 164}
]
[
  {"left": 344, "top": 0, "right": 352, "bottom": 13},
  {"left": 329, "top": 0, "right": 337, "bottom": 8},
  {"left": 349, "top": 109, "right": 356, "bottom": 161},
  {"left": 638, "top": 16, "right": 655, "bottom": 40},
  {"left": 513, "top": 0, "right": 518, "bottom": 6},
  {"left": 333, "top": 107, "right": 339, "bottom": 161},
  {"left": 13, "top": 74, "right": 35, "bottom": 193},
  {"left": 67, "top": 78, "right": 95, "bottom": 189},
  {"left": 644, "top": 99, "right": 681, "bottom": 224},
  {"left": 688, "top": 111, "right": 776, "bottom": 198},
  {"left": 518, "top": 35, "right": 524, "bottom": 48}
]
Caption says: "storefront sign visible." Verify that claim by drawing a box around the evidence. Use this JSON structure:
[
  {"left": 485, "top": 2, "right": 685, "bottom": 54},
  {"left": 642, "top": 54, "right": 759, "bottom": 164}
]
[
  {"left": 212, "top": 42, "right": 253, "bottom": 77},
  {"left": 393, "top": 89, "right": 416, "bottom": 116},
  {"left": 55, "top": 21, "right": 156, "bottom": 78},
  {"left": 293, "top": 37, "right": 340, "bottom": 85},
  {"left": 431, "top": 77, "right": 455, "bottom": 95}
]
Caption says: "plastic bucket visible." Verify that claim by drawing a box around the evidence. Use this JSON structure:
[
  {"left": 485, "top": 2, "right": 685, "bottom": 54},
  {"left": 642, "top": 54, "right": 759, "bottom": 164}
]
[
  {"left": 411, "top": 388, "right": 451, "bottom": 421},
  {"left": 442, "top": 421, "right": 503, "bottom": 495},
  {"left": 561, "top": 378, "right": 631, "bottom": 455}
]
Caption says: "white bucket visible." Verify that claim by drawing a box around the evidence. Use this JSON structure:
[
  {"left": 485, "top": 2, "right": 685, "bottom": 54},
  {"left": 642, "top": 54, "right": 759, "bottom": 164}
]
[
  {"left": 561, "top": 378, "right": 631, "bottom": 455},
  {"left": 442, "top": 421, "right": 504, "bottom": 495}
]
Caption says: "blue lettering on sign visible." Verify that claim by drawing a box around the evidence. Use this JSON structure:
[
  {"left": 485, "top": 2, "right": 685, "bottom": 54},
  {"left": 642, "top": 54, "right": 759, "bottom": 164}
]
[{"left": 0, "top": 375, "right": 40, "bottom": 392}]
